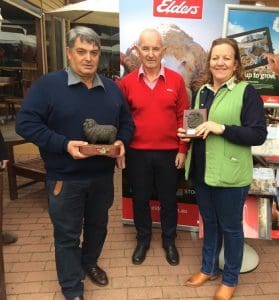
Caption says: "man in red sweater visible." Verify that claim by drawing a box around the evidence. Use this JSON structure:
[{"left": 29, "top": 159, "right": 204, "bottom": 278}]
[{"left": 119, "top": 28, "right": 189, "bottom": 266}]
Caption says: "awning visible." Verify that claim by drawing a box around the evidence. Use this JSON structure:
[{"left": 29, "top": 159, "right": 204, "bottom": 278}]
[
  {"left": 3, "top": 0, "right": 42, "bottom": 18},
  {"left": 45, "top": 0, "right": 119, "bottom": 27}
]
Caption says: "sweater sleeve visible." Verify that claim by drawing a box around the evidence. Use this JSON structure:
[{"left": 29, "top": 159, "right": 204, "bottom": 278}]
[
  {"left": 177, "top": 76, "right": 190, "bottom": 153},
  {"left": 223, "top": 84, "right": 267, "bottom": 146},
  {"left": 15, "top": 77, "right": 68, "bottom": 154},
  {"left": 115, "top": 88, "right": 135, "bottom": 146}
]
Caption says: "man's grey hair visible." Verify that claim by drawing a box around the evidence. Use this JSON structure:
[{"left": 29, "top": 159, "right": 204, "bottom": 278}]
[
  {"left": 136, "top": 28, "right": 164, "bottom": 47},
  {"left": 67, "top": 26, "right": 101, "bottom": 49}
]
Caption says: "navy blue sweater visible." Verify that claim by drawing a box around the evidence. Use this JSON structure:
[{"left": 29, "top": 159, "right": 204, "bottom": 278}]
[{"left": 16, "top": 70, "right": 134, "bottom": 180}]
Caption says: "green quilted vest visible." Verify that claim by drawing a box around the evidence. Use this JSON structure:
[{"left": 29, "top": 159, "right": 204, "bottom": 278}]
[{"left": 185, "top": 81, "right": 253, "bottom": 187}]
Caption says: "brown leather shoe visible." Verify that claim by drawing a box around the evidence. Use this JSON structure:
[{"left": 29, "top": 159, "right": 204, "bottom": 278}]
[
  {"left": 214, "top": 284, "right": 236, "bottom": 300},
  {"left": 87, "top": 265, "right": 108, "bottom": 286},
  {"left": 2, "top": 231, "right": 18, "bottom": 244},
  {"left": 186, "top": 271, "right": 218, "bottom": 287}
]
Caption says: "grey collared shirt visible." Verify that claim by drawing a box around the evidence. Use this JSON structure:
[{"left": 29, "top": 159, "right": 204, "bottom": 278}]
[{"left": 65, "top": 66, "right": 105, "bottom": 89}]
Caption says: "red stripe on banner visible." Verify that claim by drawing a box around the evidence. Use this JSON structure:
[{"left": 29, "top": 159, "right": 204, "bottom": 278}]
[{"left": 261, "top": 95, "right": 279, "bottom": 104}]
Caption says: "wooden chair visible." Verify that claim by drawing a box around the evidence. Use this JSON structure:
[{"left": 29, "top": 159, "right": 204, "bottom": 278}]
[
  {"left": 0, "top": 78, "right": 31, "bottom": 121},
  {"left": 0, "top": 77, "right": 15, "bottom": 121},
  {"left": 6, "top": 140, "right": 46, "bottom": 200}
]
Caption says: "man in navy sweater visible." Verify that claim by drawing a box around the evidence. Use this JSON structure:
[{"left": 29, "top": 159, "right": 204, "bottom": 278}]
[{"left": 16, "top": 26, "right": 134, "bottom": 300}]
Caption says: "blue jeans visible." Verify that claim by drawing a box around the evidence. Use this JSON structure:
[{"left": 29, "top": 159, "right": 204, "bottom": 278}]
[
  {"left": 47, "top": 175, "right": 113, "bottom": 298},
  {"left": 194, "top": 182, "right": 249, "bottom": 286}
]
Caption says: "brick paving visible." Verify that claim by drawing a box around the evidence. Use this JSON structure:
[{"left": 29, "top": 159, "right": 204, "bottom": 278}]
[{"left": 2, "top": 168, "right": 279, "bottom": 300}]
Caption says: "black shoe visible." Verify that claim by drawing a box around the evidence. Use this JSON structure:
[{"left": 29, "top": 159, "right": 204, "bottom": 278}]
[
  {"left": 132, "top": 244, "right": 149, "bottom": 265},
  {"left": 65, "top": 296, "right": 84, "bottom": 300},
  {"left": 2, "top": 231, "right": 18, "bottom": 244},
  {"left": 164, "top": 244, "right": 179, "bottom": 266},
  {"left": 87, "top": 265, "right": 108, "bottom": 286}
]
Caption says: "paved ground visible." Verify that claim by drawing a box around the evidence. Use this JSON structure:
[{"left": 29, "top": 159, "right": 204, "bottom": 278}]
[{"left": 2, "top": 166, "right": 279, "bottom": 300}]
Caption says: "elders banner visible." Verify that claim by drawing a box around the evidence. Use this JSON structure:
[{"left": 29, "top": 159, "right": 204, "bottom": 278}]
[
  {"left": 119, "top": 0, "right": 239, "bottom": 99},
  {"left": 153, "top": 0, "right": 204, "bottom": 19}
]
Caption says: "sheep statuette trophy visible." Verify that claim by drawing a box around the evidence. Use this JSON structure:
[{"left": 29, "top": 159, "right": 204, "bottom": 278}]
[
  {"left": 183, "top": 108, "right": 207, "bottom": 138},
  {"left": 79, "top": 119, "right": 120, "bottom": 156}
]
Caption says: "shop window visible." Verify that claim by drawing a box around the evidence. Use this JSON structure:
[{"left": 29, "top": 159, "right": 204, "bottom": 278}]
[{"left": 0, "top": 1, "right": 40, "bottom": 94}]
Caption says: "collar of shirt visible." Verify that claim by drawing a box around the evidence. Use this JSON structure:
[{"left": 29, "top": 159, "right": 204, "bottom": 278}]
[
  {"left": 138, "top": 64, "right": 165, "bottom": 89},
  {"left": 205, "top": 76, "right": 236, "bottom": 93},
  {"left": 65, "top": 66, "right": 104, "bottom": 89}
]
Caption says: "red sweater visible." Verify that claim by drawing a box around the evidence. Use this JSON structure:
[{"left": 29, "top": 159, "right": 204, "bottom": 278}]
[{"left": 119, "top": 67, "right": 189, "bottom": 153}]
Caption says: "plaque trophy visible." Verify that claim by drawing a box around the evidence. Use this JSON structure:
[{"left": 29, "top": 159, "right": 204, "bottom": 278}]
[
  {"left": 79, "top": 119, "right": 121, "bottom": 157},
  {"left": 183, "top": 109, "right": 207, "bottom": 138}
]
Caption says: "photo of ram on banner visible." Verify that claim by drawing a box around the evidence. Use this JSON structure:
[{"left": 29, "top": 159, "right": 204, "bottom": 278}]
[
  {"left": 223, "top": 4, "right": 279, "bottom": 105},
  {"left": 119, "top": 0, "right": 239, "bottom": 231}
]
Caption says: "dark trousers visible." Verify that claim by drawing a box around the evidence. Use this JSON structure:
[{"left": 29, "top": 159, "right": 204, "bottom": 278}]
[
  {"left": 47, "top": 175, "right": 114, "bottom": 298},
  {"left": 127, "top": 149, "right": 178, "bottom": 247},
  {"left": 194, "top": 182, "right": 249, "bottom": 286}
]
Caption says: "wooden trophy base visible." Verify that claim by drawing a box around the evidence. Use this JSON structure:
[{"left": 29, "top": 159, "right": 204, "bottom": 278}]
[
  {"left": 79, "top": 144, "right": 121, "bottom": 157},
  {"left": 183, "top": 108, "right": 207, "bottom": 138}
]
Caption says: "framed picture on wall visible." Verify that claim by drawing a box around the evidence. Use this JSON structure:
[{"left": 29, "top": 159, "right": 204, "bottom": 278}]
[
  {"left": 222, "top": 4, "right": 279, "bottom": 105},
  {"left": 228, "top": 27, "right": 273, "bottom": 70}
]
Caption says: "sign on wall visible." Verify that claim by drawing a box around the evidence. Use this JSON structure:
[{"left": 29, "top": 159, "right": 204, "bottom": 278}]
[{"left": 223, "top": 4, "right": 279, "bottom": 105}]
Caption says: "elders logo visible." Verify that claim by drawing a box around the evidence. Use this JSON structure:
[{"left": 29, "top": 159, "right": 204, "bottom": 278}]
[{"left": 153, "top": 0, "right": 203, "bottom": 19}]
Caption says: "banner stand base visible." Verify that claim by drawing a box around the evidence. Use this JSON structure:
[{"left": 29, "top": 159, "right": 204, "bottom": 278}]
[
  {"left": 121, "top": 218, "right": 199, "bottom": 233},
  {"left": 219, "top": 243, "right": 259, "bottom": 273}
]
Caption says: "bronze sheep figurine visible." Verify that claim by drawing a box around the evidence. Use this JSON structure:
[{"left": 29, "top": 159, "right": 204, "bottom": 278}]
[{"left": 83, "top": 119, "right": 117, "bottom": 145}]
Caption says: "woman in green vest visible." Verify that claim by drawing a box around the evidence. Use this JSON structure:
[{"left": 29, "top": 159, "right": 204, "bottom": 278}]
[{"left": 178, "top": 38, "right": 267, "bottom": 300}]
